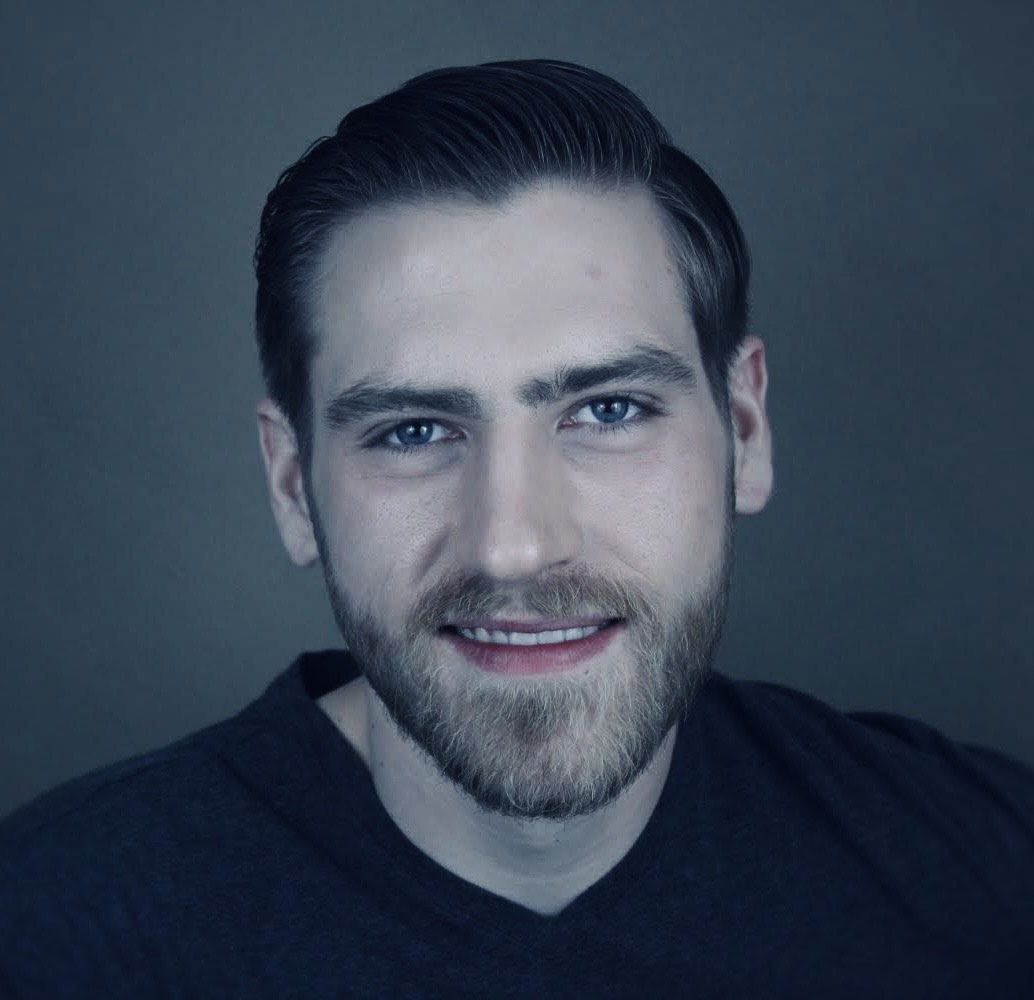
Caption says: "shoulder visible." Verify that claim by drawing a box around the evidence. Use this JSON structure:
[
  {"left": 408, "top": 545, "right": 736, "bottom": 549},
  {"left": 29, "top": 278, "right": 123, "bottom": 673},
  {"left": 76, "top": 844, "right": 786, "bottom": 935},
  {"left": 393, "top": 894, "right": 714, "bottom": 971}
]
[
  {"left": 0, "top": 721, "right": 245, "bottom": 995},
  {"left": 0, "top": 714, "right": 262, "bottom": 902},
  {"left": 697, "top": 673, "right": 1034, "bottom": 904},
  {"left": 0, "top": 655, "right": 364, "bottom": 996},
  {"left": 707, "top": 671, "right": 1034, "bottom": 785},
  {"left": 703, "top": 671, "right": 1034, "bottom": 802},
  {"left": 6, "top": 700, "right": 268, "bottom": 826},
  {"left": 0, "top": 689, "right": 322, "bottom": 997},
  {"left": 0, "top": 651, "right": 353, "bottom": 911},
  {"left": 0, "top": 654, "right": 340, "bottom": 863}
]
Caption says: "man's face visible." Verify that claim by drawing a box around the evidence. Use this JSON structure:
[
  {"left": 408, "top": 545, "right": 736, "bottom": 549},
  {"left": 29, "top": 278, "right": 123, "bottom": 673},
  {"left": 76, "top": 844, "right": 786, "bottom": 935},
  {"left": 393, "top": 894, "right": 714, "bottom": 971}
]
[{"left": 264, "top": 184, "right": 769, "bottom": 819}]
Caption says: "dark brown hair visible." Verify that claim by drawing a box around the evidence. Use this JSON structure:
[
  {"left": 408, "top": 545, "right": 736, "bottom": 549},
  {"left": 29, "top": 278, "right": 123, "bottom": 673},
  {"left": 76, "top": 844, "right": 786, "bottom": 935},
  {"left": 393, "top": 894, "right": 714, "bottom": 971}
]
[{"left": 254, "top": 59, "right": 750, "bottom": 463}]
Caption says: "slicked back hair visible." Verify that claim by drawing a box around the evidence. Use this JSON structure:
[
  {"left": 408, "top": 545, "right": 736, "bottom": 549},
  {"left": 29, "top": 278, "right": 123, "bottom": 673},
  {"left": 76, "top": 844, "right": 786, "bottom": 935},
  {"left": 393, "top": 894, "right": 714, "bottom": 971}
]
[{"left": 254, "top": 60, "right": 750, "bottom": 466}]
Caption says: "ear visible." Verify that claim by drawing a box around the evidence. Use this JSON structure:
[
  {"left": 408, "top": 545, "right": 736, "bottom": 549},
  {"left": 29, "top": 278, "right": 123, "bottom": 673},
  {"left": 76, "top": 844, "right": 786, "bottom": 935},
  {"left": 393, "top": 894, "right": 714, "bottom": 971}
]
[
  {"left": 728, "top": 336, "right": 773, "bottom": 515},
  {"left": 256, "top": 399, "right": 320, "bottom": 566}
]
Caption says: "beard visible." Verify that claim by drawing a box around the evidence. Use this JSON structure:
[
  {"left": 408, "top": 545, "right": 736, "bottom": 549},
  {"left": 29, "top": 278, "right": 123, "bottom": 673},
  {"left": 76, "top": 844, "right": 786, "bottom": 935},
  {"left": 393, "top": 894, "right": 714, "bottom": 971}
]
[{"left": 314, "top": 505, "right": 733, "bottom": 822}]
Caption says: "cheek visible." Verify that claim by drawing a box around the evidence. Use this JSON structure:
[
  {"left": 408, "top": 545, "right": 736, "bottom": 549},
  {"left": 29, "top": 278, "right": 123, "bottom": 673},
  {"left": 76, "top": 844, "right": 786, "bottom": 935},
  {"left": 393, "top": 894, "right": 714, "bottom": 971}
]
[
  {"left": 318, "top": 463, "right": 457, "bottom": 609},
  {"left": 672, "top": 443, "right": 730, "bottom": 566},
  {"left": 581, "top": 429, "right": 729, "bottom": 577}
]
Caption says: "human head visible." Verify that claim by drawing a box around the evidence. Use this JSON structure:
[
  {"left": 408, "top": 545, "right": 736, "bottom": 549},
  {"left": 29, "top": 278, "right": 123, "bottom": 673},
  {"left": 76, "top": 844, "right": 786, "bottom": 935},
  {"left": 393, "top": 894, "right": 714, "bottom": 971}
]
[
  {"left": 254, "top": 64, "right": 771, "bottom": 820},
  {"left": 254, "top": 59, "right": 750, "bottom": 470}
]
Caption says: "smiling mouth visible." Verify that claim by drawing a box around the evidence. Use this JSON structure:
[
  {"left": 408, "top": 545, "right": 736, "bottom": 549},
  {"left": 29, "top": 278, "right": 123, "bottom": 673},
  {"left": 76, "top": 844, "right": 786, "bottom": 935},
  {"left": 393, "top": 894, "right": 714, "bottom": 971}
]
[
  {"left": 440, "top": 618, "right": 622, "bottom": 645},
  {"left": 439, "top": 619, "right": 624, "bottom": 675},
  {"left": 449, "top": 623, "right": 607, "bottom": 645}
]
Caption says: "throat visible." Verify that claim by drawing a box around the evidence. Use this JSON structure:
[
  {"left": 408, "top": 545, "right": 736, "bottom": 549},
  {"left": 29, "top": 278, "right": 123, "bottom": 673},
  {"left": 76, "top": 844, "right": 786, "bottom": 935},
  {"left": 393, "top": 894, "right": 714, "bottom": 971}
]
[
  {"left": 361, "top": 682, "right": 679, "bottom": 915},
  {"left": 317, "top": 677, "right": 371, "bottom": 768}
]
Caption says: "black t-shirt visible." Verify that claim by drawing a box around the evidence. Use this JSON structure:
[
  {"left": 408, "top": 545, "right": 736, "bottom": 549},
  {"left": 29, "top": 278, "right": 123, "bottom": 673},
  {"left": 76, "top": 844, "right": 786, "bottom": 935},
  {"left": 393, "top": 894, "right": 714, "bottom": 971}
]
[{"left": 2, "top": 650, "right": 1032, "bottom": 998}]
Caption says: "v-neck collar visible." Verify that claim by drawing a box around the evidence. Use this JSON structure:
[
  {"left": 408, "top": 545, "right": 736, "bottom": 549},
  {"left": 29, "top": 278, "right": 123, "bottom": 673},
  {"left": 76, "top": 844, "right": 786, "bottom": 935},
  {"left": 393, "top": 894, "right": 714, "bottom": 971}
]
[{"left": 219, "top": 650, "right": 696, "bottom": 952}]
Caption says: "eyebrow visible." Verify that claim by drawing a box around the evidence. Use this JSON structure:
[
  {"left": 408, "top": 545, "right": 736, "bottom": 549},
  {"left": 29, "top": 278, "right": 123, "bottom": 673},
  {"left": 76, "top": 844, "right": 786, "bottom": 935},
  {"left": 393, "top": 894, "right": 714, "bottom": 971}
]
[
  {"left": 325, "top": 382, "right": 484, "bottom": 428},
  {"left": 323, "top": 344, "right": 697, "bottom": 429},
  {"left": 516, "top": 344, "right": 697, "bottom": 407}
]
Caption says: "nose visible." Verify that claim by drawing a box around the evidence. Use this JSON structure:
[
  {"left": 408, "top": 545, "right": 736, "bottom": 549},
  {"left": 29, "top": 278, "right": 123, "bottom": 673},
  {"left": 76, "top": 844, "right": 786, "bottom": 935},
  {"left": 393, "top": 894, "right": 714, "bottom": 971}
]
[{"left": 458, "top": 428, "right": 581, "bottom": 583}]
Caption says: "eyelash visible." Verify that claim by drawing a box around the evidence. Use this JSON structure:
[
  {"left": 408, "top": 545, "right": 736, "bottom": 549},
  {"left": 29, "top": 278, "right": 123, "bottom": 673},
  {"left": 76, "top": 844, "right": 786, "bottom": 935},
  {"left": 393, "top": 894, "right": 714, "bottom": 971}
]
[{"left": 368, "top": 395, "right": 662, "bottom": 457}]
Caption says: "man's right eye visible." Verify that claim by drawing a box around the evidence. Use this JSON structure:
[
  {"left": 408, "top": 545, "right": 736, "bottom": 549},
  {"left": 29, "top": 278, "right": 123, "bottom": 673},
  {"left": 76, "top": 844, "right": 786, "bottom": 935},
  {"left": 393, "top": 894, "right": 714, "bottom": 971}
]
[{"left": 378, "top": 419, "right": 455, "bottom": 452}]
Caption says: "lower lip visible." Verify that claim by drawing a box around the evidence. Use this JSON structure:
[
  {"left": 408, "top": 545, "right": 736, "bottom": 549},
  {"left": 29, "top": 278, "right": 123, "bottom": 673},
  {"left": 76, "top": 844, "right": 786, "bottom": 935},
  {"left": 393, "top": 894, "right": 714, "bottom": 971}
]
[{"left": 442, "top": 623, "right": 622, "bottom": 676}]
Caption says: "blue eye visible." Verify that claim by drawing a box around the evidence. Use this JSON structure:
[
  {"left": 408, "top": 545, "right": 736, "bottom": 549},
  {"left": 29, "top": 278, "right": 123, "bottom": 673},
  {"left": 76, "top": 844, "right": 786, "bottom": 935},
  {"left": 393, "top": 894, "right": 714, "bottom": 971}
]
[
  {"left": 394, "top": 420, "right": 435, "bottom": 446},
  {"left": 571, "top": 397, "right": 644, "bottom": 426},
  {"left": 376, "top": 419, "right": 457, "bottom": 453},
  {"left": 589, "top": 399, "right": 631, "bottom": 423},
  {"left": 562, "top": 396, "right": 662, "bottom": 439}
]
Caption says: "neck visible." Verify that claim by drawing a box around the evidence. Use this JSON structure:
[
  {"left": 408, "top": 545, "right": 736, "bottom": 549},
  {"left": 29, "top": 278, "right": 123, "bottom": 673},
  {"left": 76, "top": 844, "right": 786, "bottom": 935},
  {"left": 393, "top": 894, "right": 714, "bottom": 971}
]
[{"left": 319, "top": 677, "right": 677, "bottom": 915}]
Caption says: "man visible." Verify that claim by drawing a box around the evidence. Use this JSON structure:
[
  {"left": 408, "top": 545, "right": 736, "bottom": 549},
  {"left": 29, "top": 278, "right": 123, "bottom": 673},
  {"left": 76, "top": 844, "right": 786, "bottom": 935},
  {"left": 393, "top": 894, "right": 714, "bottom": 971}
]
[{"left": 1, "top": 60, "right": 1032, "bottom": 997}]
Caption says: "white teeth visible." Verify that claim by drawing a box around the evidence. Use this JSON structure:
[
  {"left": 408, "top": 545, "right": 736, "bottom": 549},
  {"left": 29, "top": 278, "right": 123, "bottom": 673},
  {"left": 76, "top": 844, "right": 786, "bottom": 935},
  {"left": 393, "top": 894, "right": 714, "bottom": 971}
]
[
  {"left": 455, "top": 624, "right": 604, "bottom": 645},
  {"left": 508, "top": 631, "right": 540, "bottom": 646}
]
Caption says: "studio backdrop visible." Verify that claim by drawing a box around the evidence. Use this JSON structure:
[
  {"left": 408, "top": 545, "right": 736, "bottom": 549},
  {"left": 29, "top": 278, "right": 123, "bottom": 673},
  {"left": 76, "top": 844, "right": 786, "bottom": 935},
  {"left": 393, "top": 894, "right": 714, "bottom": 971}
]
[{"left": 1, "top": 0, "right": 1031, "bottom": 816}]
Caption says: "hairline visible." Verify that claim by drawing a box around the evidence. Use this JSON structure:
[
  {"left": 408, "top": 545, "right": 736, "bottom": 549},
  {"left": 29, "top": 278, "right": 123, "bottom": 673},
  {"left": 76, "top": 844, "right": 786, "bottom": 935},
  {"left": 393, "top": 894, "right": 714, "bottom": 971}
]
[{"left": 293, "top": 177, "right": 729, "bottom": 468}]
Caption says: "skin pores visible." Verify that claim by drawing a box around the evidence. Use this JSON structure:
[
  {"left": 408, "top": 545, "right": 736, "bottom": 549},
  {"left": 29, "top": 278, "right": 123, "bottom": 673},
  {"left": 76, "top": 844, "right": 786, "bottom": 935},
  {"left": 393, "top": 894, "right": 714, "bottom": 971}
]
[{"left": 260, "top": 182, "right": 771, "bottom": 819}]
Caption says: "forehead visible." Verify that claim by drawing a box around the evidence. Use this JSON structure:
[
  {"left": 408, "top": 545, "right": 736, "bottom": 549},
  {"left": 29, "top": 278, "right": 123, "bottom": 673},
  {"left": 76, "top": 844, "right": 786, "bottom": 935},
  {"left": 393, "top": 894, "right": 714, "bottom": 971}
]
[{"left": 311, "top": 184, "right": 697, "bottom": 396}]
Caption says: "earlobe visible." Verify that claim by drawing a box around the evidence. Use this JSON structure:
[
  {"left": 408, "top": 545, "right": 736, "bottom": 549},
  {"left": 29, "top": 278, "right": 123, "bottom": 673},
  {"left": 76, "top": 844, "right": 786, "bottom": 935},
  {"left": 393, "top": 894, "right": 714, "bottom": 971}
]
[
  {"left": 256, "top": 399, "right": 320, "bottom": 567},
  {"left": 728, "top": 336, "right": 774, "bottom": 515}
]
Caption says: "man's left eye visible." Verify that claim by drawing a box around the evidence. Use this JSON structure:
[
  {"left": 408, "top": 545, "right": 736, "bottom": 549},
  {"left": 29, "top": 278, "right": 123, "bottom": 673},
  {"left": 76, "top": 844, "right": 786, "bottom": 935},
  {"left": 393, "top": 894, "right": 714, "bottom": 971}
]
[{"left": 571, "top": 398, "right": 641, "bottom": 425}]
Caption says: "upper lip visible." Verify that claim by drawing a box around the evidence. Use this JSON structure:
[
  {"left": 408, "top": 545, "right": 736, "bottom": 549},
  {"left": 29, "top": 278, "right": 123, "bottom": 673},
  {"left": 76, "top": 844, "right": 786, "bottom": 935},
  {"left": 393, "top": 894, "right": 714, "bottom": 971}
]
[{"left": 444, "top": 617, "right": 616, "bottom": 632}]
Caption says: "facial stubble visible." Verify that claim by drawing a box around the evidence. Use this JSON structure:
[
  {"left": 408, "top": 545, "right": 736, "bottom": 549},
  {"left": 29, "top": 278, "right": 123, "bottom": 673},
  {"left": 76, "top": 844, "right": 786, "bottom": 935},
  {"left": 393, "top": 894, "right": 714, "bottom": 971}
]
[{"left": 312, "top": 493, "right": 734, "bottom": 822}]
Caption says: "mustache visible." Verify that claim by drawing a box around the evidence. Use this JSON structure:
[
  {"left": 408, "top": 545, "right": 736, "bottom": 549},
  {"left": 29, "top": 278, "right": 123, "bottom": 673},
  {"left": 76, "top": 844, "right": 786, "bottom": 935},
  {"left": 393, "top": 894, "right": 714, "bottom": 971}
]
[{"left": 405, "top": 568, "right": 657, "bottom": 634}]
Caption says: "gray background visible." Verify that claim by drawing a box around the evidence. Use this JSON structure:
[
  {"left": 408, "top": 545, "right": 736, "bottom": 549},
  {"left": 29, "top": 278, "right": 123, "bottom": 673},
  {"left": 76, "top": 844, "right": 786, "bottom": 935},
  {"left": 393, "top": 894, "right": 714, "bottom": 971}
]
[{"left": 1, "top": 0, "right": 1031, "bottom": 818}]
